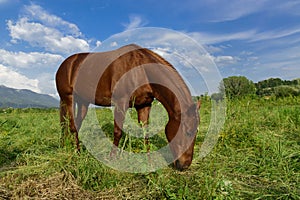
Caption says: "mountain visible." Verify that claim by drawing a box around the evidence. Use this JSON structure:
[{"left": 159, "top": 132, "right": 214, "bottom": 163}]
[{"left": 0, "top": 85, "right": 59, "bottom": 108}]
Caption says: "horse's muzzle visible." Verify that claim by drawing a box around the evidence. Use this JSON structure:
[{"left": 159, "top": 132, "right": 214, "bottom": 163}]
[{"left": 174, "top": 159, "right": 190, "bottom": 171}]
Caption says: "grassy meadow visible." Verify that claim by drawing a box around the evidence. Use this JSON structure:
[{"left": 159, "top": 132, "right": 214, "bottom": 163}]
[{"left": 0, "top": 96, "right": 299, "bottom": 199}]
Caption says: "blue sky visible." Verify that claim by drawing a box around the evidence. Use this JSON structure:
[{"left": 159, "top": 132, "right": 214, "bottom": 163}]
[{"left": 0, "top": 0, "right": 300, "bottom": 96}]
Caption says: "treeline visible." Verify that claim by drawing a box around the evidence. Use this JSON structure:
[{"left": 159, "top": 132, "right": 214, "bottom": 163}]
[
  {"left": 211, "top": 76, "right": 300, "bottom": 100},
  {"left": 255, "top": 78, "right": 300, "bottom": 97}
]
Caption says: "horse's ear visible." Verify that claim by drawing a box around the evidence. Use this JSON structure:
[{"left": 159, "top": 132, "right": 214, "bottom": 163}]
[{"left": 196, "top": 100, "right": 201, "bottom": 110}]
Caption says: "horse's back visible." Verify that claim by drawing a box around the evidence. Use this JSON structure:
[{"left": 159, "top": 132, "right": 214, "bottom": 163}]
[
  {"left": 55, "top": 44, "right": 184, "bottom": 106},
  {"left": 56, "top": 44, "right": 141, "bottom": 87}
]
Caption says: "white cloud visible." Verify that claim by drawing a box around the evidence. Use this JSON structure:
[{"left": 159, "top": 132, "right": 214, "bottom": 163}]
[
  {"left": 7, "top": 17, "right": 89, "bottom": 54},
  {"left": 96, "top": 40, "right": 102, "bottom": 47},
  {"left": 110, "top": 41, "right": 118, "bottom": 47},
  {"left": 214, "top": 55, "right": 239, "bottom": 67},
  {"left": 2, "top": 3, "right": 95, "bottom": 95},
  {"left": 6, "top": 3, "right": 91, "bottom": 55},
  {"left": 36, "top": 73, "right": 58, "bottom": 97},
  {"left": 24, "top": 4, "right": 81, "bottom": 36},
  {"left": 0, "top": 49, "right": 61, "bottom": 95},
  {"left": 123, "top": 15, "right": 148, "bottom": 30},
  {"left": 250, "top": 26, "right": 300, "bottom": 42},
  {"left": 0, "top": 49, "right": 63, "bottom": 69},
  {"left": 0, "top": 64, "right": 40, "bottom": 93},
  {"left": 188, "top": 30, "right": 257, "bottom": 45}
]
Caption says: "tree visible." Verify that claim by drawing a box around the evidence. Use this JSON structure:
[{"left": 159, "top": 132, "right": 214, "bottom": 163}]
[{"left": 223, "top": 76, "right": 256, "bottom": 98}]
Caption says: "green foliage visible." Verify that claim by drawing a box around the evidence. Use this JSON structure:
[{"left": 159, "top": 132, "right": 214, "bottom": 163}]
[
  {"left": 256, "top": 78, "right": 283, "bottom": 89},
  {"left": 274, "top": 85, "right": 299, "bottom": 97},
  {"left": 223, "top": 76, "right": 256, "bottom": 99},
  {"left": 0, "top": 98, "right": 299, "bottom": 199},
  {"left": 221, "top": 76, "right": 300, "bottom": 98},
  {"left": 256, "top": 77, "right": 299, "bottom": 90},
  {"left": 256, "top": 77, "right": 300, "bottom": 97}
]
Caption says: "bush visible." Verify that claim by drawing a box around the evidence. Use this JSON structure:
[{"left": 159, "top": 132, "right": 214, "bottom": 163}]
[{"left": 274, "top": 85, "right": 299, "bottom": 97}]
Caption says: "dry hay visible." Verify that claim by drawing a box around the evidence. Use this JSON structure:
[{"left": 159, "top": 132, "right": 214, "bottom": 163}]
[{"left": 0, "top": 172, "right": 117, "bottom": 200}]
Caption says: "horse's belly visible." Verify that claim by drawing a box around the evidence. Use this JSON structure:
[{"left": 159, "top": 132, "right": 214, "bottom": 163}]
[{"left": 94, "top": 95, "right": 112, "bottom": 106}]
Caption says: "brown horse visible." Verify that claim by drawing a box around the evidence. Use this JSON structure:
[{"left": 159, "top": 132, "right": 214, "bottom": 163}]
[{"left": 55, "top": 44, "right": 200, "bottom": 170}]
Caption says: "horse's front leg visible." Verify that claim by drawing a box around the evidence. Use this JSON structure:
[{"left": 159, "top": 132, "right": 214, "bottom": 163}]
[{"left": 110, "top": 104, "right": 126, "bottom": 157}]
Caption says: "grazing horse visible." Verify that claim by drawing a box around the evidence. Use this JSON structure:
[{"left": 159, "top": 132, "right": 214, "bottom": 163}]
[{"left": 55, "top": 44, "right": 200, "bottom": 170}]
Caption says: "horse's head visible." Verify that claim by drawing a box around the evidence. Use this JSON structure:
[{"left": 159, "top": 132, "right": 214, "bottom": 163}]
[{"left": 166, "top": 101, "right": 201, "bottom": 171}]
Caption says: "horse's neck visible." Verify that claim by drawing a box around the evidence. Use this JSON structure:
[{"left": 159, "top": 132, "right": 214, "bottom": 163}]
[{"left": 153, "top": 86, "right": 193, "bottom": 121}]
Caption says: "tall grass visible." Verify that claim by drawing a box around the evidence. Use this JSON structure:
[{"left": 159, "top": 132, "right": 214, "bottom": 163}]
[{"left": 0, "top": 97, "right": 299, "bottom": 199}]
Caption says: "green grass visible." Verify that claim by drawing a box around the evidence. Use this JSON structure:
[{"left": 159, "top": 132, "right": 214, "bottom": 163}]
[{"left": 0, "top": 97, "right": 299, "bottom": 199}]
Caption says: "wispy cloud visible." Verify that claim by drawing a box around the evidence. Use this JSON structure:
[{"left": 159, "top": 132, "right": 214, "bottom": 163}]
[
  {"left": 123, "top": 15, "right": 148, "bottom": 30},
  {"left": 0, "top": 0, "right": 8, "bottom": 4},
  {"left": 189, "top": 25, "right": 300, "bottom": 47},
  {"left": 271, "top": 1, "right": 300, "bottom": 16},
  {"left": 188, "top": 30, "right": 257, "bottom": 44},
  {"left": 202, "top": 0, "right": 268, "bottom": 22},
  {"left": 171, "top": 0, "right": 300, "bottom": 23},
  {"left": 160, "top": 0, "right": 269, "bottom": 22},
  {"left": 250, "top": 26, "right": 300, "bottom": 42}
]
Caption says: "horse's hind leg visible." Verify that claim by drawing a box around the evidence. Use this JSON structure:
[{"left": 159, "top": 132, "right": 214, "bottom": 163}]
[
  {"left": 59, "top": 100, "right": 69, "bottom": 148},
  {"left": 60, "top": 94, "right": 79, "bottom": 150}
]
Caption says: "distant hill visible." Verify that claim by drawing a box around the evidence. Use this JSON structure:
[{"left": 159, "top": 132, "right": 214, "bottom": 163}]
[{"left": 0, "top": 85, "right": 59, "bottom": 108}]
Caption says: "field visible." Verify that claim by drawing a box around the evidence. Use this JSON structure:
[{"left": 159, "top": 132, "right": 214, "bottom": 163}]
[{"left": 0, "top": 97, "right": 299, "bottom": 199}]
